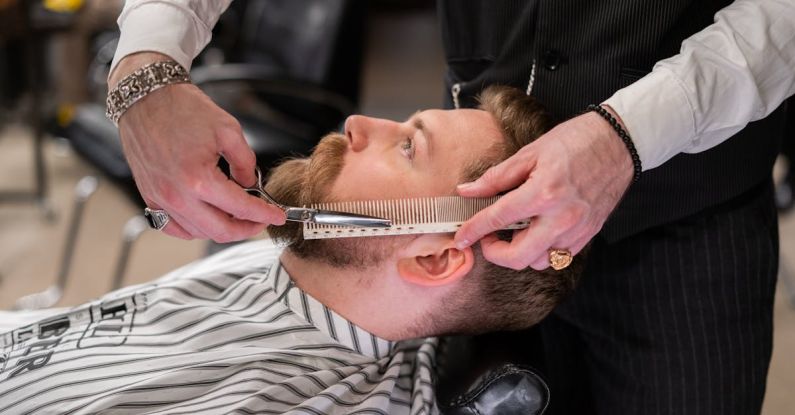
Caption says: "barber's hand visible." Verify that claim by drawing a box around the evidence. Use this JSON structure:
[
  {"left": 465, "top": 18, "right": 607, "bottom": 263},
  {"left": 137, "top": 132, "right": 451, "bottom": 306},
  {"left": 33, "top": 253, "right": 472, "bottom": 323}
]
[
  {"left": 110, "top": 53, "right": 286, "bottom": 242},
  {"left": 454, "top": 108, "right": 634, "bottom": 270}
]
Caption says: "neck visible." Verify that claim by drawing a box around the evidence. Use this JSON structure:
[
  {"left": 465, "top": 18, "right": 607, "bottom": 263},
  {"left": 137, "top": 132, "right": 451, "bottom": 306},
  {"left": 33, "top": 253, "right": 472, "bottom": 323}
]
[{"left": 279, "top": 250, "right": 431, "bottom": 341}]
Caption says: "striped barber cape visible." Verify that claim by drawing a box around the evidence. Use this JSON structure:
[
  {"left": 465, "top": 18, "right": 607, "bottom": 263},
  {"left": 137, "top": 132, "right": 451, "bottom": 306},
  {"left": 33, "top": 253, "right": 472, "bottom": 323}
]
[{"left": 0, "top": 239, "right": 438, "bottom": 414}]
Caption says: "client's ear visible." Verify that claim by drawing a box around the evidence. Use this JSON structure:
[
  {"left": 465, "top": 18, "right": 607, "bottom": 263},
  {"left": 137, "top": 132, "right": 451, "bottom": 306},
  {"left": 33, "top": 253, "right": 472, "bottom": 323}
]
[{"left": 397, "top": 234, "right": 474, "bottom": 287}]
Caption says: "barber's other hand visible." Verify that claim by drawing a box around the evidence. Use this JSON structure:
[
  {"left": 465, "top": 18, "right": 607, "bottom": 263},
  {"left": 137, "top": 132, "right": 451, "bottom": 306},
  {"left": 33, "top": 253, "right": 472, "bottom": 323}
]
[
  {"left": 110, "top": 53, "right": 286, "bottom": 242},
  {"left": 454, "top": 108, "right": 634, "bottom": 270}
]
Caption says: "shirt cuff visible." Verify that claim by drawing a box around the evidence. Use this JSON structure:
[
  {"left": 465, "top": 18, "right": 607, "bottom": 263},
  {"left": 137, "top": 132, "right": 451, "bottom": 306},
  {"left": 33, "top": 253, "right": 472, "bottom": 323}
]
[
  {"left": 110, "top": 2, "right": 207, "bottom": 77},
  {"left": 603, "top": 68, "right": 696, "bottom": 171}
]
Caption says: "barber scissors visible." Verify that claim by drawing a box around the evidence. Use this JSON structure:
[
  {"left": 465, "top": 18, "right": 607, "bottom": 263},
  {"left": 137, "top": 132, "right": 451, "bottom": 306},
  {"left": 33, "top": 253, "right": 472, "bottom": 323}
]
[{"left": 244, "top": 168, "right": 392, "bottom": 228}]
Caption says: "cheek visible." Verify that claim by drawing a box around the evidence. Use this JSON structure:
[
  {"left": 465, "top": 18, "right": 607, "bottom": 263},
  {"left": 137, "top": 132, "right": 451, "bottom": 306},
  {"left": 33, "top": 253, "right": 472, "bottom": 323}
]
[
  {"left": 430, "top": 151, "right": 469, "bottom": 188},
  {"left": 331, "top": 156, "right": 418, "bottom": 200}
]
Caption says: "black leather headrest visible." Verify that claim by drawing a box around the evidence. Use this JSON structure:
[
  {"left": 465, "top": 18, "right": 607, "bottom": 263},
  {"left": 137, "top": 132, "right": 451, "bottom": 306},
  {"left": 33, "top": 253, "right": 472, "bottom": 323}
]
[
  {"left": 441, "top": 364, "right": 549, "bottom": 415},
  {"left": 435, "top": 332, "right": 549, "bottom": 415}
]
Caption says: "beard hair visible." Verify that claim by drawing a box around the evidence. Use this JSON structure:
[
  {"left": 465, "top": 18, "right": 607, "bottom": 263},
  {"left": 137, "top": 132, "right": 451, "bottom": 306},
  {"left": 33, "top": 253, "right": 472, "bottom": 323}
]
[
  {"left": 264, "top": 131, "right": 408, "bottom": 270},
  {"left": 264, "top": 126, "right": 511, "bottom": 270},
  {"left": 288, "top": 235, "right": 401, "bottom": 270}
]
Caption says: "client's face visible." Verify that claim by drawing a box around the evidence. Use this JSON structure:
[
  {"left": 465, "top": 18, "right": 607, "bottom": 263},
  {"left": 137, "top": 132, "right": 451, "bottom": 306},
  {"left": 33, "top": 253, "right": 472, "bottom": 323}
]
[
  {"left": 267, "top": 87, "right": 581, "bottom": 336},
  {"left": 333, "top": 109, "right": 503, "bottom": 200},
  {"left": 264, "top": 108, "right": 506, "bottom": 269}
]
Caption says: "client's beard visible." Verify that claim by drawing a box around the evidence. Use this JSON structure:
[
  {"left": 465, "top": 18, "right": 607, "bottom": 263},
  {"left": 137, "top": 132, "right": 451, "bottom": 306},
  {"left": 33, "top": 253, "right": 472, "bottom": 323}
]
[
  {"left": 263, "top": 129, "right": 509, "bottom": 270},
  {"left": 264, "top": 132, "right": 403, "bottom": 270}
]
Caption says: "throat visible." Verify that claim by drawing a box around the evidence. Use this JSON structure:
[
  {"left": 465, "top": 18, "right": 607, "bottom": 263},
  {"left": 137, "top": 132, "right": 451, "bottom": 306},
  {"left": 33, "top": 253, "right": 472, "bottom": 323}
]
[{"left": 279, "top": 250, "right": 422, "bottom": 341}]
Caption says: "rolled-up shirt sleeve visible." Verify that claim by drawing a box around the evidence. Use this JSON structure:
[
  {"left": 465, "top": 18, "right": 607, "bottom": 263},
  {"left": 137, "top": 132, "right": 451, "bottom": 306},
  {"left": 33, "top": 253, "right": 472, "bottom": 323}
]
[
  {"left": 604, "top": 0, "right": 795, "bottom": 171},
  {"left": 110, "top": 0, "right": 232, "bottom": 75}
]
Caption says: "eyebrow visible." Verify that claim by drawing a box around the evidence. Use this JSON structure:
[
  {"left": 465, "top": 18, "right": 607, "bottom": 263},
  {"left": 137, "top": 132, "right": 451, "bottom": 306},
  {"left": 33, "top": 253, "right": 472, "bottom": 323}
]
[{"left": 410, "top": 112, "right": 433, "bottom": 159}]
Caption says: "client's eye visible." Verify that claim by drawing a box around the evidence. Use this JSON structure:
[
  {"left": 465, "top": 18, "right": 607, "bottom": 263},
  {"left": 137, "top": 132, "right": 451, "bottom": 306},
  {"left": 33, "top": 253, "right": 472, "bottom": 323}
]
[{"left": 401, "top": 137, "right": 415, "bottom": 160}]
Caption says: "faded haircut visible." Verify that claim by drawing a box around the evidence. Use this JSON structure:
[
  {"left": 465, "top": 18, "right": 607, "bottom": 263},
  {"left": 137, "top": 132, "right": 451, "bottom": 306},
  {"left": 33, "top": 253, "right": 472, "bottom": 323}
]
[{"left": 422, "top": 86, "right": 585, "bottom": 335}]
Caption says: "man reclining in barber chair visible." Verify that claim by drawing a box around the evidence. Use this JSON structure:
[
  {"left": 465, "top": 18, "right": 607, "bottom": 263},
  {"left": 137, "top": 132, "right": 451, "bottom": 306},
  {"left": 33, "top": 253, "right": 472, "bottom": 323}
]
[{"left": 0, "top": 86, "right": 584, "bottom": 414}]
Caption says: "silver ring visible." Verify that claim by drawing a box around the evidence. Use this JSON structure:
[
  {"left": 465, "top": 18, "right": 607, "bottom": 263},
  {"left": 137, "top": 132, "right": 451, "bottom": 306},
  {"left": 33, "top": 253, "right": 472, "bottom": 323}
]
[{"left": 143, "top": 207, "right": 170, "bottom": 231}]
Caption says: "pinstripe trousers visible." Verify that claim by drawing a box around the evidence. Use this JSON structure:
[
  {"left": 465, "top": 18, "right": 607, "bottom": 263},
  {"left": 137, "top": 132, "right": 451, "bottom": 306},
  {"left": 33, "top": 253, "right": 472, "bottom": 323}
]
[{"left": 539, "top": 181, "right": 779, "bottom": 415}]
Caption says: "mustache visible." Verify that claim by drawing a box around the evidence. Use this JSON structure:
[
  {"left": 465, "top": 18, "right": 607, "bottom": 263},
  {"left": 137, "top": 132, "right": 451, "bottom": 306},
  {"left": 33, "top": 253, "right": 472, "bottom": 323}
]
[
  {"left": 263, "top": 130, "right": 349, "bottom": 246},
  {"left": 303, "top": 131, "right": 349, "bottom": 203},
  {"left": 312, "top": 132, "right": 348, "bottom": 162}
]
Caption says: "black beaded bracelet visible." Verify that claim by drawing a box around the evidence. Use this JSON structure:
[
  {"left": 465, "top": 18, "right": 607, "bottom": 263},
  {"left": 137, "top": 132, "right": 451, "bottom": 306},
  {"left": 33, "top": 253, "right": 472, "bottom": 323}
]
[{"left": 586, "top": 104, "right": 642, "bottom": 183}]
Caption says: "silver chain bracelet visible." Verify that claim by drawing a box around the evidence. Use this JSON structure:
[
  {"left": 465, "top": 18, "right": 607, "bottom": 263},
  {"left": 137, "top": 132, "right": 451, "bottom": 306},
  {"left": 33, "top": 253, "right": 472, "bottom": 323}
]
[{"left": 105, "top": 60, "right": 191, "bottom": 126}]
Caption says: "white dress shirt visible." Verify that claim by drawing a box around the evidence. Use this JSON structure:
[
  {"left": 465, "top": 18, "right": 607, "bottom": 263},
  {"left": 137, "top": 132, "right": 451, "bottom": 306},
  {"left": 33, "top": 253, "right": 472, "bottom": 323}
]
[
  {"left": 110, "top": 0, "right": 795, "bottom": 172},
  {"left": 0, "top": 240, "right": 438, "bottom": 414},
  {"left": 603, "top": 0, "right": 795, "bottom": 170}
]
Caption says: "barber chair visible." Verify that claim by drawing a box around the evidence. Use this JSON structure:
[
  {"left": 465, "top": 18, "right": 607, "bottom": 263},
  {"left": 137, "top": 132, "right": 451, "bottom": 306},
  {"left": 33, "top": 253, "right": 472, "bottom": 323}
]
[
  {"left": 13, "top": 176, "right": 98, "bottom": 310},
  {"left": 43, "top": 2, "right": 553, "bottom": 411},
  {"left": 190, "top": 0, "right": 362, "bottom": 169},
  {"left": 64, "top": 0, "right": 363, "bottom": 195},
  {"left": 435, "top": 331, "right": 549, "bottom": 414}
]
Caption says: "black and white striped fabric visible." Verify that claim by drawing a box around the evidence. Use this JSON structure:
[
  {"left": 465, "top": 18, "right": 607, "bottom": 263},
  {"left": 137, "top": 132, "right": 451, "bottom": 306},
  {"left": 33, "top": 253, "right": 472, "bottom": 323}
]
[{"left": 0, "top": 240, "right": 438, "bottom": 414}]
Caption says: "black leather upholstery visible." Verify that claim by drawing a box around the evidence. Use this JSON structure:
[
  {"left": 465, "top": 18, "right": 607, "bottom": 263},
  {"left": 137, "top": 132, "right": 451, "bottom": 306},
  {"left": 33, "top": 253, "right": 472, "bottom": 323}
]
[
  {"left": 442, "top": 364, "right": 549, "bottom": 415},
  {"left": 60, "top": 0, "right": 363, "bottom": 200},
  {"left": 63, "top": 104, "right": 128, "bottom": 180},
  {"left": 195, "top": 0, "right": 363, "bottom": 171},
  {"left": 435, "top": 332, "right": 549, "bottom": 415},
  {"left": 62, "top": 0, "right": 363, "bottom": 185},
  {"left": 61, "top": 103, "right": 142, "bottom": 205}
]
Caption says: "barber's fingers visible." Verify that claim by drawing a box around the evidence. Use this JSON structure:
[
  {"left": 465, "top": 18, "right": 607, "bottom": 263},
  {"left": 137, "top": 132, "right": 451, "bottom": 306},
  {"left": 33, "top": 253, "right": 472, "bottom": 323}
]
[
  {"left": 455, "top": 179, "right": 541, "bottom": 250},
  {"left": 522, "top": 213, "right": 593, "bottom": 270},
  {"left": 170, "top": 197, "right": 269, "bottom": 243},
  {"left": 140, "top": 157, "right": 282, "bottom": 241},
  {"left": 216, "top": 124, "right": 258, "bottom": 188},
  {"left": 456, "top": 150, "right": 538, "bottom": 198},
  {"left": 526, "top": 233, "right": 592, "bottom": 270},
  {"left": 212, "top": 127, "right": 286, "bottom": 225},
  {"left": 199, "top": 211, "right": 269, "bottom": 244},
  {"left": 473, "top": 197, "right": 594, "bottom": 270},
  {"left": 200, "top": 168, "right": 286, "bottom": 225},
  {"left": 156, "top": 217, "right": 192, "bottom": 239},
  {"left": 479, "top": 214, "right": 559, "bottom": 270},
  {"left": 527, "top": 236, "right": 591, "bottom": 270},
  {"left": 115, "top": 83, "right": 276, "bottom": 243},
  {"left": 481, "top": 219, "right": 584, "bottom": 271},
  {"left": 141, "top": 199, "right": 200, "bottom": 240}
]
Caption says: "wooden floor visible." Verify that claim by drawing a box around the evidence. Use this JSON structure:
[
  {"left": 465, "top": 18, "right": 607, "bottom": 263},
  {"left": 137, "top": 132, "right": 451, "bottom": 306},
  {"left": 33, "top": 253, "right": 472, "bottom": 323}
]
[{"left": 0, "top": 7, "right": 792, "bottom": 414}]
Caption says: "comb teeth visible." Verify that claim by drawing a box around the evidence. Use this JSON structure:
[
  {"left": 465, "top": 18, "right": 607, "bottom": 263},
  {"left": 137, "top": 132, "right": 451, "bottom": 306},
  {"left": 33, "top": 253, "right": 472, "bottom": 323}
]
[{"left": 303, "top": 196, "right": 530, "bottom": 239}]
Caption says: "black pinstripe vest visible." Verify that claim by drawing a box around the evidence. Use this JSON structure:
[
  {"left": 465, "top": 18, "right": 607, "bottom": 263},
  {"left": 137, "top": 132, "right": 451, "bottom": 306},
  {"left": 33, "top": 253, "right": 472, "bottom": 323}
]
[{"left": 437, "top": 0, "right": 785, "bottom": 242}]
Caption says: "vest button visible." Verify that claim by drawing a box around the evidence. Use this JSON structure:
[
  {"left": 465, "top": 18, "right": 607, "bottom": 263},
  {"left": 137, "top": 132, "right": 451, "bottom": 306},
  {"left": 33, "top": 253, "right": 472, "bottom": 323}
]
[{"left": 543, "top": 49, "right": 564, "bottom": 71}]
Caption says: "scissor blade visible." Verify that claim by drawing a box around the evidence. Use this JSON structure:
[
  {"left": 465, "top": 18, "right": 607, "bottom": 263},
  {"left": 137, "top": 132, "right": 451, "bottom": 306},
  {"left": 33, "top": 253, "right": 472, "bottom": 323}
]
[{"left": 313, "top": 209, "right": 392, "bottom": 228}]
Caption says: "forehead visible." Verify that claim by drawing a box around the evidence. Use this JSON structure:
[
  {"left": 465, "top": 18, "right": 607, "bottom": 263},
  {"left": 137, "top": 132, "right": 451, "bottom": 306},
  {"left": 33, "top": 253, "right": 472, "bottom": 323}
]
[
  {"left": 427, "top": 108, "right": 502, "bottom": 136},
  {"left": 330, "top": 108, "right": 502, "bottom": 201}
]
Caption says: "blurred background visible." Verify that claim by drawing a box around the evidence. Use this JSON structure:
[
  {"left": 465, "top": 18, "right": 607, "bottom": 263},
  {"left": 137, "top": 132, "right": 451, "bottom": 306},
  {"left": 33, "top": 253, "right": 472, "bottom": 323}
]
[{"left": 0, "top": 1, "right": 792, "bottom": 413}]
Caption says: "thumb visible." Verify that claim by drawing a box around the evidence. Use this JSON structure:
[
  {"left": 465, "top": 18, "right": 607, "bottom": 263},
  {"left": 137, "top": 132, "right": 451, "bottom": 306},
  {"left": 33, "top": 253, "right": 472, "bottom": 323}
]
[
  {"left": 217, "top": 125, "right": 257, "bottom": 187},
  {"left": 454, "top": 185, "right": 535, "bottom": 249},
  {"left": 457, "top": 152, "right": 535, "bottom": 197}
]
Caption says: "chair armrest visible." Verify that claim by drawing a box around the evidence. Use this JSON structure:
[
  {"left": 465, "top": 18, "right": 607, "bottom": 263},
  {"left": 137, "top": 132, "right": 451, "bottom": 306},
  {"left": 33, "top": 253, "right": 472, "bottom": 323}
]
[{"left": 191, "top": 63, "right": 355, "bottom": 116}]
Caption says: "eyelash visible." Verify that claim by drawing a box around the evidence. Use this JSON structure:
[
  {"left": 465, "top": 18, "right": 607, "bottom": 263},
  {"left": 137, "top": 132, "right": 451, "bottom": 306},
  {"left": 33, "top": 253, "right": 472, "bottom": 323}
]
[{"left": 401, "top": 137, "right": 415, "bottom": 160}]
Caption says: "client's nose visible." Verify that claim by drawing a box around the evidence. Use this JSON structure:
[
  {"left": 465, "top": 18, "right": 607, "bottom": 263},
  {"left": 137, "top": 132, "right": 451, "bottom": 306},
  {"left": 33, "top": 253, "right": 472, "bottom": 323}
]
[
  {"left": 344, "top": 115, "right": 398, "bottom": 152},
  {"left": 344, "top": 115, "right": 369, "bottom": 152}
]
